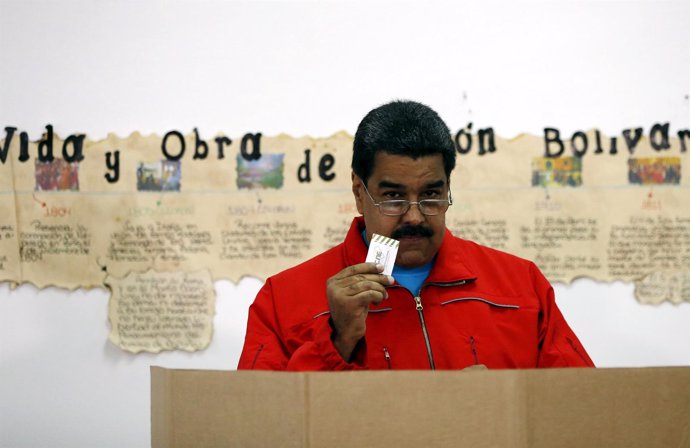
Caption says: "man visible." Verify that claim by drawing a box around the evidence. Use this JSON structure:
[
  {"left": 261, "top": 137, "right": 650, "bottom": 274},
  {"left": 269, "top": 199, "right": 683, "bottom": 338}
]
[{"left": 238, "top": 100, "right": 594, "bottom": 370}]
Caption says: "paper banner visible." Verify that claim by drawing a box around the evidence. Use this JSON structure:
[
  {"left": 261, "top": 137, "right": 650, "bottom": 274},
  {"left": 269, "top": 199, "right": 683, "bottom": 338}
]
[
  {"left": 1, "top": 126, "right": 688, "bottom": 305},
  {"left": 106, "top": 269, "right": 215, "bottom": 353}
]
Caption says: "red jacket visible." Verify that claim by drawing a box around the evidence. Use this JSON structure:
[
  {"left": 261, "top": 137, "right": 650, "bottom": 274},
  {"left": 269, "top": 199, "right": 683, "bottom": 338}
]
[{"left": 238, "top": 217, "right": 594, "bottom": 370}]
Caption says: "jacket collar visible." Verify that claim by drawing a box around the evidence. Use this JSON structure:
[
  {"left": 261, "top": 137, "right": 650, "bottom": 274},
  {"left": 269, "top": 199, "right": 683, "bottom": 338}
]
[{"left": 342, "top": 217, "right": 476, "bottom": 284}]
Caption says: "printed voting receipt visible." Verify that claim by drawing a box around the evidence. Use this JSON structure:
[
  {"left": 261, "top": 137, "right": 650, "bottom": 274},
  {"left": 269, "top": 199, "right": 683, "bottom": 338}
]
[{"left": 365, "top": 234, "right": 400, "bottom": 275}]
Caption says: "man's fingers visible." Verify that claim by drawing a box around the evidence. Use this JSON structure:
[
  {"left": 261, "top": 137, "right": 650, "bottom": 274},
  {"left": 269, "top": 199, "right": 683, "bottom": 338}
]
[
  {"left": 350, "top": 288, "right": 388, "bottom": 306},
  {"left": 331, "top": 262, "right": 383, "bottom": 281},
  {"left": 327, "top": 264, "right": 392, "bottom": 356},
  {"left": 344, "top": 279, "right": 388, "bottom": 300},
  {"left": 337, "top": 272, "right": 394, "bottom": 289}
]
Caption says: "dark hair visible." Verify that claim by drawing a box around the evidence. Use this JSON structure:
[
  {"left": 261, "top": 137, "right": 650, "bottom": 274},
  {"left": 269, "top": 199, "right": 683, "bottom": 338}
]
[{"left": 352, "top": 100, "right": 456, "bottom": 184}]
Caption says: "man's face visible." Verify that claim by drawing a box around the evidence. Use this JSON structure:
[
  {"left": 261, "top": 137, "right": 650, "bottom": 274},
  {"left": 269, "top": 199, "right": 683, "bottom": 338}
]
[{"left": 353, "top": 152, "right": 449, "bottom": 268}]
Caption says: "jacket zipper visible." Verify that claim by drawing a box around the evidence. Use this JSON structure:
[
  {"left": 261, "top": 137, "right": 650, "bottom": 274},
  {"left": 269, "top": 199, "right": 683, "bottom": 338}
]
[
  {"left": 251, "top": 343, "right": 264, "bottom": 369},
  {"left": 383, "top": 346, "right": 392, "bottom": 369},
  {"left": 440, "top": 297, "right": 520, "bottom": 309},
  {"left": 414, "top": 296, "right": 436, "bottom": 370},
  {"left": 406, "top": 279, "right": 474, "bottom": 370},
  {"left": 469, "top": 336, "right": 479, "bottom": 364},
  {"left": 426, "top": 279, "right": 474, "bottom": 288}
]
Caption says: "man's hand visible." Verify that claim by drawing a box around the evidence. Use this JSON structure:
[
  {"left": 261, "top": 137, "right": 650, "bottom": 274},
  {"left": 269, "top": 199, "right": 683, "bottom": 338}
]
[{"left": 326, "top": 262, "right": 395, "bottom": 361}]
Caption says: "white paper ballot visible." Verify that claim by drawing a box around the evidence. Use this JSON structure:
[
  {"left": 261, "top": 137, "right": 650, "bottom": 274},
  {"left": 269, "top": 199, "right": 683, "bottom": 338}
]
[{"left": 365, "top": 234, "right": 400, "bottom": 275}]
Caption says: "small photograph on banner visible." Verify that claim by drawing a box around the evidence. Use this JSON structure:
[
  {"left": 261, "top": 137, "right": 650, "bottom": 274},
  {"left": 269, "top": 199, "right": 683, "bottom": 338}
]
[
  {"left": 35, "top": 159, "right": 80, "bottom": 191},
  {"left": 136, "top": 160, "right": 181, "bottom": 191}
]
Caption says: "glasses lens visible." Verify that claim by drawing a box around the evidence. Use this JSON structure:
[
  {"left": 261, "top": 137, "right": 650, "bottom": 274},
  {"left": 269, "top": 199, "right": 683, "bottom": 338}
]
[
  {"left": 379, "top": 201, "right": 409, "bottom": 216},
  {"left": 419, "top": 200, "right": 449, "bottom": 216}
]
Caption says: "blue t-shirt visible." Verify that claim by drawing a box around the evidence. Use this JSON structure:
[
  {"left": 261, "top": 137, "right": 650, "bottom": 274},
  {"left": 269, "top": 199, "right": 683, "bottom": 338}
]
[
  {"left": 392, "top": 262, "right": 433, "bottom": 296},
  {"left": 362, "top": 230, "right": 433, "bottom": 296}
]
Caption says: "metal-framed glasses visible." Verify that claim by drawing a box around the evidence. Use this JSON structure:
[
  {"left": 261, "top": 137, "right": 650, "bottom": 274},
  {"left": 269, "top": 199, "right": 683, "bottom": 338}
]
[{"left": 360, "top": 179, "right": 453, "bottom": 216}]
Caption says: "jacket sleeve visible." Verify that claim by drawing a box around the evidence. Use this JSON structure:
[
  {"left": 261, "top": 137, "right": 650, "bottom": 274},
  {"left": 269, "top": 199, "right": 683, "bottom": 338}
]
[
  {"left": 236, "top": 278, "right": 367, "bottom": 371},
  {"left": 531, "top": 264, "right": 595, "bottom": 368}
]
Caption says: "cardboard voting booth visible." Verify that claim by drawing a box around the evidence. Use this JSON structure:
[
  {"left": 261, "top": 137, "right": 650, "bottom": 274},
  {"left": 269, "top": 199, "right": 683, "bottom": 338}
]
[{"left": 151, "top": 366, "right": 690, "bottom": 448}]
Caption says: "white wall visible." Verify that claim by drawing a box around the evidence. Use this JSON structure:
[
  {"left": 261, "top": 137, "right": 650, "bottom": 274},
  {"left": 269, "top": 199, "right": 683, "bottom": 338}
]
[{"left": 1, "top": 1, "right": 689, "bottom": 447}]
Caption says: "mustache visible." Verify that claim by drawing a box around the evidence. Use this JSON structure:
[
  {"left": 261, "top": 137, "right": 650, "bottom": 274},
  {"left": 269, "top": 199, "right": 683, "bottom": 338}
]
[{"left": 392, "top": 225, "right": 434, "bottom": 239}]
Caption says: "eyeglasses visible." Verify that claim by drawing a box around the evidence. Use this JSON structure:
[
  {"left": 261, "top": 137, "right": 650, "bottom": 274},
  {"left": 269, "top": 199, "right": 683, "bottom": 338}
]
[{"left": 360, "top": 179, "right": 453, "bottom": 216}]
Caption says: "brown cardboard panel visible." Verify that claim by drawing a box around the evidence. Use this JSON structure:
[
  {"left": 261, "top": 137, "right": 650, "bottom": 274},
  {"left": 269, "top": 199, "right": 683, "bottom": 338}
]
[
  {"left": 151, "top": 367, "right": 690, "bottom": 448},
  {"left": 525, "top": 367, "right": 690, "bottom": 448},
  {"left": 307, "top": 370, "right": 526, "bottom": 448},
  {"left": 151, "top": 367, "right": 306, "bottom": 448}
]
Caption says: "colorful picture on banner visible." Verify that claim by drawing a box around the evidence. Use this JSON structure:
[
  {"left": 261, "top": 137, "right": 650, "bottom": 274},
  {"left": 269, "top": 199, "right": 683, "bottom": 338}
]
[
  {"left": 35, "top": 159, "right": 80, "bottom": 191},
  {"left": 628, "top": 157, "right": 681, "bottom": 185},
  {"left": 236, "top": 153, "right": 285, "bottom": 189},
  {"left": 136, "top": 160, "right": 181, "bottom": 191},
  {"left": 531, "top": 156, "right": 582, "bottom": 187}
]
